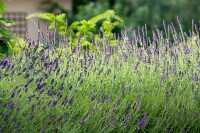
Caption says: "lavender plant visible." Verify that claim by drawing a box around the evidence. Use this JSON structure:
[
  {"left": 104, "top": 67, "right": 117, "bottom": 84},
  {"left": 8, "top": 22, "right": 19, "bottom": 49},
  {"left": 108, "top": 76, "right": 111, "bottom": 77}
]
[{"left": 0, "top": 16, "right": 199, "bottom": 133}]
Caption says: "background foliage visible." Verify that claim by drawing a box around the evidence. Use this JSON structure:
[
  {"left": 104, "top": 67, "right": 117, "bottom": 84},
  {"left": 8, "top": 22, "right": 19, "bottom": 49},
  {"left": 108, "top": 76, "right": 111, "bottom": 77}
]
[{"left": 46, "top": 0, "right": 200, "bottom": 36}]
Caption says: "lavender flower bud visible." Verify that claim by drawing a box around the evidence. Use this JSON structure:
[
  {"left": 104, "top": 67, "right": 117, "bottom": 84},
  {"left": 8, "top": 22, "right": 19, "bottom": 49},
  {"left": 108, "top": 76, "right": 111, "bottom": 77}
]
[
  {"left": 51, "top": 100, "right": 58, "bottom": 107},
  {"left": 30, "top": 105, "right": 35, "bottom": 114},
  {"left": 7, "top": 100, "right": 14, "bottom": 109},
  {"left": 69, "top": 98, "right": 74, "bottom": 106},
  {"left": 138, "top": 114, "right": 147, "bottom": 127}
]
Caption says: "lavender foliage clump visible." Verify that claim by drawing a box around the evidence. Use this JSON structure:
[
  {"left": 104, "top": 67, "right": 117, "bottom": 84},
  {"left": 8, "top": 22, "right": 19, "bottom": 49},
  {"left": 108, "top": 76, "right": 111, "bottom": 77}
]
[{"left": 0, "top": 17, "right": 199, "bottom": 133}]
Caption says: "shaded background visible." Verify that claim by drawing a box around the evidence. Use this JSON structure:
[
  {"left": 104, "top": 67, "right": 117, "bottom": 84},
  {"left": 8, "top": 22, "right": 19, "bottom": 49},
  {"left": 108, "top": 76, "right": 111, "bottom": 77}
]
[
  {"left": 4, "top": 0, "right": 200, "bottom": 38},
  {"left": 41, "top": 0, "right": 200, "bottom": 36}
]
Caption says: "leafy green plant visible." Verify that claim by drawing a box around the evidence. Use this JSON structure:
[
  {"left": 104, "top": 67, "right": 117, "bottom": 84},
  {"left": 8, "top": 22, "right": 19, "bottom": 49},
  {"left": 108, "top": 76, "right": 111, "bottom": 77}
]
[
  {"left": 26, "top": 10, "right": 123, "bottom": 53},
  {"left": 0, "top": 0, "right": 18, "bottom": 59},
  {"left": 0, "top": 16, "right": 200, "bottom": 132}
]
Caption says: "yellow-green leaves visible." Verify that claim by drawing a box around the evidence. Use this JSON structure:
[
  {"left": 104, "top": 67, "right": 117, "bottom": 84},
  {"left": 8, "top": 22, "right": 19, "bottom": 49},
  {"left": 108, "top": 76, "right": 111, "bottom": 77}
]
[
  {"left": 89, "top": 10, "right": 123, "bottom": 25},
  {"left": 0, "top": 0, "right": 17, "bottom": 59},
  {"left": 26, "top": 13, "right": 66, "bottom": 33},
  {"left": 26, "top": 10, "right": 123, "bottom": 55},
  {"left": 0, "top": 18, "right": 15, "bottom": 26},
  {"left": 26, "top": 13, "right": 56, "bottom": 21},
  {"left": 0, "top": 0, "right": 6, "bottom": 18}
]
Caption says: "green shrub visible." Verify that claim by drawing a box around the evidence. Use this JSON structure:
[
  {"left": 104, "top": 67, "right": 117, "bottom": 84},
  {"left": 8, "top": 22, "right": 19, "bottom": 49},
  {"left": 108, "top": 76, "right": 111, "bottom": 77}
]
[
  {"left": 0, "top": 0, "right": 19, "bottom": 60},
  {"left": 26, "top": 10, "right": 123, "bottom": 54},
  {"left": 73, "top": 0, "right": 200, "bottom": 37}
]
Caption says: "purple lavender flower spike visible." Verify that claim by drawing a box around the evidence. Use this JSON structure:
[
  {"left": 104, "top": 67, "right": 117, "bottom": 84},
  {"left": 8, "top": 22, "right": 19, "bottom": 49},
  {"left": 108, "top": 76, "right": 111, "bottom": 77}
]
[
  {"left": 3, "top": 60, "right": 9, "bottom": 68},
  {"left": 27, "top": 78, "right": 34, "bottom": 85},
  {"left": 138, "top": 114, "right": 147, "bottom": 127},
  {"left": 33, "top": 56, "right": 39, "bottom": 61},
  {"left": 49, "top": 114, "right": 56, "bottom": 120},
  {"left": 72, "top": 115, "right": 77, "bottom": 122},
  {"left": 4, "top": 114, "right": 9, "bottom": 123},
  {"left": 69, "top": 98, "right": 74, "bottom": 106},
  {"left": 7, "top": 100, "right": 14, "bottom": 109},
  {"left": 80, "top": 114, "right": 88, "bottom": 126},
  {"left": 35, "top": 83, "right": 46, "bottom": 91},
  {"left": 24, "top": 72, "right": 30, "bottom": 79},
  {"left": 111, "top": 115, "right": 116, "bottom": 122},
  {"left": 51, "top": 100, "right": 58, "bottom": 107},
  {"left": 11, "top": 92, "right": 15, "bottom": 99},
  {"left": 30, "top": 105, "right": 35, "bottom": 114},
  {"left": 90, "top": 96, "right": 96, "bottom": 101},
  {"left": 28, "top": 94, "right": 36, "bottom": 102},
  {"left": 57, "top": 115, "right": 64, "bottom": 123}
]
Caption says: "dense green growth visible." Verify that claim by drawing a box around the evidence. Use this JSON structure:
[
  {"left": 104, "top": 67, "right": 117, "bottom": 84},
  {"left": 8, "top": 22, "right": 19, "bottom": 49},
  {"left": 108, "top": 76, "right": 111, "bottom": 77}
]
[
  {"left": 0, "top": 1, "right": 200, "bottom": 132},
  {"left": 0, "top": 14, "right": 200, "bottom": 132},
  {"left": 26, "top": 10, "right": 123, "bottom": 53},
  {"left": 73, "top": 0, "right": 200, "bottom": 35},
  {"left": 0, "top": 0, "right": 19, "bottom": 60}
]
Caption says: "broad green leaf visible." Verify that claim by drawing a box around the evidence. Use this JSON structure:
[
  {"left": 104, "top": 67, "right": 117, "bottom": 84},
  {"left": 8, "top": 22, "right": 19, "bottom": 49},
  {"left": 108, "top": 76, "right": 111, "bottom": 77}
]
[
  {"left": 26, "top": 13, "right": 55, "bottom": 21},
  {"left": 55, "top": 14, "right": 66, "bottom": 24},
  {"left": 0, "top": 1, "right": 6, "bottom": 18},
  {"left": 69, "top": 21, "right": 80, "bottom": 30},
  {"left": 0, "top": 18, "right": 15, "bottom": 26}
]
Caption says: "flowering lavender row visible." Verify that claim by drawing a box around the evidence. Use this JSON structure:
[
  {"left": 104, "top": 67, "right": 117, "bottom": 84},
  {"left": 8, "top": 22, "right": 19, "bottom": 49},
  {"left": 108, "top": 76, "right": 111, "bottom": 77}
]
[{"left": 0, "top": 21, "right": 199, "bottom": 132}]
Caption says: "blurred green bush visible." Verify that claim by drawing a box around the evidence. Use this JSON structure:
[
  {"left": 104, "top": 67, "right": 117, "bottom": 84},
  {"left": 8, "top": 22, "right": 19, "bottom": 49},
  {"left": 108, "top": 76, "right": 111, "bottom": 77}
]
[
  {"left": 73, "top": 0, "right": 200, "bottom": 36},
  {"left": 39, "top": 0, "right": 200, "bottom": 37}
]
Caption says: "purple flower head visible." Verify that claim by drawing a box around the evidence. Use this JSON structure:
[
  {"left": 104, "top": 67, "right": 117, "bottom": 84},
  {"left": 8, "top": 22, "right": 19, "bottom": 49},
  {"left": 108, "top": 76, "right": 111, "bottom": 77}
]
[
  {"left": 27, "top": 78, "right": 34, "bottom": 85},
  {"left": 69, "top": 85, "right": 73, "bottom": 90},
  {"left": 4, "top": 114, "right": 9, "bottom": 123},
  {"left": 37, "top": 20, "right": 40, "bottom": 29},
  {"left": 116, "top": 99, "right": 120, "bottom": 107},
  {"left": 33, "top": 44, "right": 39, "bottom": 53},
  {"left": 111, "top": 115, "right": 116, "bottom": 122},
  {"left": 72, "top": 115, "right": 77, "bottom": 122},
  {"left": 28, "top": 94, "right": 36, "bottom": 102},
  {"left": 51, "top": 100, "right": 58, "bottom": 107},
  {"left": 7, "top": 100, "right": 14, "bottom": 109},
  {"left": 138, "top": 114, "right": 147, "bottom": 127},
  {"left": 11, "top": 92, "right": 15, "bottom": 98},
  {"left": 80, "top": 114, "right": 88, "bottom": 126},
  {"left": 44, "top": 62, "right": 50, "bottom": 68},
  {"left": 38, "top": 77, "right": 44, "bottom": 83},
  {"left": 49, "top": 114, "right": 56, "bottom": 120},
  {"left": 39, "top": 89, "right": 44, "bottom": 95},
  {"left": 1, "top": 60, "right": 9, "bottom": 68},
  {"left": 59, "top": 83, "right": 64, "bottom": 91},
  {"left": 24, "top": 72, "right": 30, "bottom": 79},
  {"left": 22, "top": 67, "right": 27, "bottom": 72},
  {"left": 51, "top": 79, "right": 54, "bottom": 84},
  {"left": 30, "top": 105, "right": 35, "bottom": 114},
  {"left": 90, "top": 96, "right": 96, "bottom": 101},
  {"left": 57, "top": 115, "right": 64, "bottom": 123},
  {"left": 28, "top": 63, "right": 34, "bottom": 70},
  {"left": 35, "top": 83, "right": 46, "bottom": 91},
  {"left": 69, "top": 98, "right": 74, "bottom": 106}
]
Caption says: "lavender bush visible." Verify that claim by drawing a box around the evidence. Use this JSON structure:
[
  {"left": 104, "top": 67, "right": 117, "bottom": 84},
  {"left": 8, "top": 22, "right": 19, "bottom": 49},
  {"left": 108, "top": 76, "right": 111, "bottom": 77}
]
[{"left": 0, "top": 18, "right": 199, "bottom": 133}]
